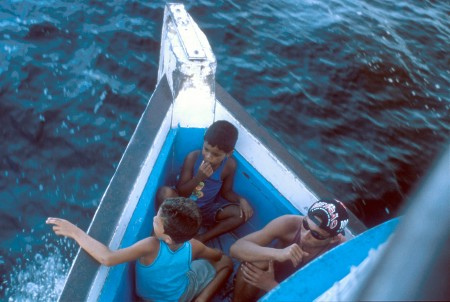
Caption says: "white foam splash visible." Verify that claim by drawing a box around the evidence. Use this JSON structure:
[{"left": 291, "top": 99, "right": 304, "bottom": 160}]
[{"left": 2, "top": 242, "right": 74, "bottom": 302}]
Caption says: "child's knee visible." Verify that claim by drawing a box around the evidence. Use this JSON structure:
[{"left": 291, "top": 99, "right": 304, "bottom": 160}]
[
  {"left": 155, "top": 186, "right": 178, "bottom": 211},
  {"left": 229, "top": 205, "right": 246, "bottom": 222},
  {"left": 215, "top": 255, "right": 233, "bottom": 272},
  {"left": 234, "top": 210, "right": 246, "bottom": 225},
  {"left": 156, "top": 186, "right": 177, "bottom": 203}
]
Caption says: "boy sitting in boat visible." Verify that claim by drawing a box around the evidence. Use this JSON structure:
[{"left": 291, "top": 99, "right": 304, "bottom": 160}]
[
  {"left": 230, "top": 199, "right": 348, "bottom": 302},
  {"left": 156, "top": 120, "right": 254, "bottom": 243},
  {"left": 47, "top": 197, "right": 232, "bottom": 302}
]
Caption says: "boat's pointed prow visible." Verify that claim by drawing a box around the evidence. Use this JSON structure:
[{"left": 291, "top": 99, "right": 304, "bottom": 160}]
[{"left": 158, "top": 3, "right": 217, "bottom": 128}]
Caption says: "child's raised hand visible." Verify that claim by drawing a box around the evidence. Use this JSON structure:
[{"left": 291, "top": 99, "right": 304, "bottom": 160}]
[
  {"left": 277, "top": 243, "right": 309, "bottom": 267},
  {"left": 46, "top": 217, "right": 79, "bottom": 239},
  {"left": 196, "top": 160, "right": 214, "bottom": 180}
]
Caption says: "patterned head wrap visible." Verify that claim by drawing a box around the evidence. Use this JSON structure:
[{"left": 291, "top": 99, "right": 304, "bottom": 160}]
[{"left": 308, "top": 199, "right": 349, "bottom": 236}]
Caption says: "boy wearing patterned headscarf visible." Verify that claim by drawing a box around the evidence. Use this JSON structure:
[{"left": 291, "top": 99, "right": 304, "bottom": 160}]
[{"left": 230, "top": 199, "right": 349, "bottom": 302}]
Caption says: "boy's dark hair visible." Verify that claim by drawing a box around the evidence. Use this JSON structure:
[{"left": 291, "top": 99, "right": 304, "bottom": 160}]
[
  {"left": 204, "top": 120, "right": 238, "bottom": 153},
  {"left": 160, "top": 197, "right": 201, "bottom": 244}
]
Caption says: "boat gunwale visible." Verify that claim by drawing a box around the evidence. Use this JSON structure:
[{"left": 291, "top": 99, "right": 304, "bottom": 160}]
[{"left": 58, "top": 76, "right": 173, "bottom": 302}]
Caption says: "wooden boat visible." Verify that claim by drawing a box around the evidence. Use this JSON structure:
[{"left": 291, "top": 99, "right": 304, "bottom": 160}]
[{"left": 57, "top": 3, "right": 448, "bottom": 301}]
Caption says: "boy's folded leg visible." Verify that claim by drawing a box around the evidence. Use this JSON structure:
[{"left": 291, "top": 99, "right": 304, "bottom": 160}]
[
  {"left": 199, "top": 197, "right": 234, "bottom": 226},
  {"left": 179, "top": 260, "right": 216, "bottom": 302}
]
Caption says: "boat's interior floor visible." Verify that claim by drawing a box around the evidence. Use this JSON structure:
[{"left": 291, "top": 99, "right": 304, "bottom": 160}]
[{"left": 206, "top": 230, "right": 241, "bottom": 302}]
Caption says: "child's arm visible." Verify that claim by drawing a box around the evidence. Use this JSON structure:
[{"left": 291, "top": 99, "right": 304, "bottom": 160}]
[
  {"left": 190, "top": 239, "right": 233, "bottom": 302},
  {"left": 176, "top": 151, "right": 212, "bottom": 197},
  {"left": 220, "top": 158, "right": 253, "bottom": 220},
  {"left": 230, "top": 215, "right": 309, "bottom": 267},
  {"left": 190, "top": 238, "right": 223, "bottom": 262},
  {"left": 46, "top": 217, "right": 155, "bottom": 266}
]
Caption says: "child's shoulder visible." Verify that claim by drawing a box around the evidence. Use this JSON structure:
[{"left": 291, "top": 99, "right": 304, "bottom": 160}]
[
  {"left": 264, "top": 215, "right": 301, "bottom": 239},
  {"left": 183, "top": 150, "right": 201, "bottom": 164},
  {"left": 270, "top": 215, "right": 302, "bottom": 230},
  {"left": 189, "top": 238, "right": 207, "bottom": 255},
  {"left": 224, "top": 155, "right": 237, "bottom": 170},
  {"left": 142, "top": 236, "right": 161, "bottom": 248},
  {"left": 131, "top": 236, "right": 161, "bottom": 255},
  {"left": 186, "top": 150, "right": 201, "bottom": 159}
]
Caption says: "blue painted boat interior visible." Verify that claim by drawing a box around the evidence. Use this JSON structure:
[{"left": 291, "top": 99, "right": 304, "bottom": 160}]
[{"left": 99, "top": 127, "right": 300, "bottom": 301}]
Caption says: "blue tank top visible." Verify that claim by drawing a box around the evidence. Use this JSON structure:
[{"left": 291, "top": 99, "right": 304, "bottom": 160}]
[
  {"left": 135, "top": 240, "right": 191, "bottom": 301},
  {"left": 190, "top": 153, "right": 228, "bottom": 208}
]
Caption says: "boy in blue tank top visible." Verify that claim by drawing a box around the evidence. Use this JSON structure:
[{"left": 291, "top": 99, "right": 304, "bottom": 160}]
[
  {"left": 47, "top": 197, "right": 233, "bottom": 302},
  {"left": 156, "top": 120, "right": 254, "bottom": 243}
]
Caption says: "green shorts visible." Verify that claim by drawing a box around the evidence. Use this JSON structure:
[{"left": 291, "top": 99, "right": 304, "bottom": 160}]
[{"left": 179, "top": 259, "right": 216, "bottom": 302}]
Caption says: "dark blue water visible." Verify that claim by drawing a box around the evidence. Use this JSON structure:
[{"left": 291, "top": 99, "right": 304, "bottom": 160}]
[{"left": 1, "top": 0, "right": 449, "bottom": 300}]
